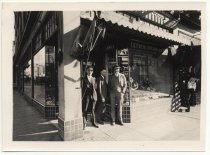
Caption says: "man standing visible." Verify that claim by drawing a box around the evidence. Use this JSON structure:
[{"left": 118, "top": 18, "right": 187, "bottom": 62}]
[
  {"left": 96, "top": 68, "right": 107, "bottom": 125},
  {"left": 82, "top": 66, "right": 98, "bottom": 128},
  {"left": 108, "top": 65, "right": 127, "bottom": 125},
  {"left": 178, "top": 67, "right": 190, "bottom": 112},
  {"left": 187, "top": 66, "right": 197, "bottom": 107}
]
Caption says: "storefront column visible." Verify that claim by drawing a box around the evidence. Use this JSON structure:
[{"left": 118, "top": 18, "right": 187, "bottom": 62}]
[
  {"left": 31, "top": 43, "right": 34, "bottom": 98},
  {"left": 58, "top": 12, "right": 83, "bottom": 141}
]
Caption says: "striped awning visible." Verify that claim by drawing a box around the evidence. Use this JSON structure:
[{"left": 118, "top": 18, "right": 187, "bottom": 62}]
[{"left": 81, "top": 11, "right": 191, "bottom": 46}]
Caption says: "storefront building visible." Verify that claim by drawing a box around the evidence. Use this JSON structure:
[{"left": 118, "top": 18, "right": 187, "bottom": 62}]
[
  {"left": 13, "top": 12, "right": 62, "bottom": 119},
  {"left": 13, "top": 11, "right": 201, "bottom": 141}
]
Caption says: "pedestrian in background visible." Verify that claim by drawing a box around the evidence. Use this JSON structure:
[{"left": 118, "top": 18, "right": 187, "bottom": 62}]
[
  {"left": 187, "top": 66, "right": 198, "bottom": 107},
  {"left": 178, "top": 67, "right": 190, "bottom": 112}
]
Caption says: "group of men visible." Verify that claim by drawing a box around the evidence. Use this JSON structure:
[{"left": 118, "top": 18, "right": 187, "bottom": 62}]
[{"left": 82, "top": 65, "right": 127, "bottom": 129}]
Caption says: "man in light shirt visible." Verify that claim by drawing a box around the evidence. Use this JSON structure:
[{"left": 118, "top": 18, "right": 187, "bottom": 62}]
[{"left": 108, "top": 65, "right": 127, "bottom": 126}]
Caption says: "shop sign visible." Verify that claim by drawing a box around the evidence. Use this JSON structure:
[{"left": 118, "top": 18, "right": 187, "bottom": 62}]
[{"left": 130, "top": 41, "right": 160, "bottom": 52}]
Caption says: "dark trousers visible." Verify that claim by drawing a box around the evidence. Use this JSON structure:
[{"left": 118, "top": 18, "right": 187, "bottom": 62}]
[
  {"left": 180, "top": 85, "right": 190, "bottom": 110},
  {"left": 110, "top": 92, "right": 123, "bottom": 123},
  {"left": 82, "top": 95, "right": 96, "bottom": 126},
  {"left": 188, "top": 89, "right": 196, "bottom": 106},
  {"left": 96, "top": 100, "right": 105, "bottom": 123}
]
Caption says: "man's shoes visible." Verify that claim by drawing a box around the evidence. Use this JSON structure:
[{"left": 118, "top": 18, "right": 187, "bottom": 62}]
[
  {"left": 119, "top": 122, "right": 124, "bottom": 126},
  {"left": 93, "top": 124, "right": 99, "bottom": 128},
  {"left": 111, "top": 122, "right": 115, "bottom": 126},
  {"left": 98, "top": 121, "right": 104, "bottom": 125}
]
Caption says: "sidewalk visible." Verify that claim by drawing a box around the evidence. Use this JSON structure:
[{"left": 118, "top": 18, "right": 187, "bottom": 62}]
[
  {"left": 13, "top": 90, "right": 200, "bottom": 141},
  {"left": 80, "top": 98, "right": 200, "bottom": 141},
  {"left": 13, "top": 90, "right": 61, "bottom": 141}
]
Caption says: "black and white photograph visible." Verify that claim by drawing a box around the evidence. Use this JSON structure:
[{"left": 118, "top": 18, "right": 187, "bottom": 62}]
[{"left": 1, "top": 2, "right": 207, "bottom": 152}]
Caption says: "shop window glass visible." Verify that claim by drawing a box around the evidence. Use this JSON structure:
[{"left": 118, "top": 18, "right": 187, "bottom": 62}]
[
  {"left": 34, "top": 47, "right": 45, "bottom": 105},
  {"left": 24, "top": 60, "right": 31, "bottom": 97},
  {"left": 130, "top": 55, "right": 150, "bottom": 90},
  {"left": 34, "top": 46, "right": 56, "bottom": 106}
]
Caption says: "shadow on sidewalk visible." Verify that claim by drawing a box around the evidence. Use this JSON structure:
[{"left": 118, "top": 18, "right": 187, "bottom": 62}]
[{"left": 13, "top": 90, "right": 61, "bottom": 141}]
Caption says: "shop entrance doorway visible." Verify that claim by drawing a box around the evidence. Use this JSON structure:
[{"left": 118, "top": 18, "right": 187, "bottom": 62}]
[{"left": 80, "top": 44, "right": 131, "bottom": 124}]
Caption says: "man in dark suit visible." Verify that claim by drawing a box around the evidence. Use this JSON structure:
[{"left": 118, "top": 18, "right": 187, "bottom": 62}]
[
  {"left": 82, "top": 66, "right": 98, "bottom": 128},
  {"left": 96, "top": 68, "right": 108, "bottom": 125}
]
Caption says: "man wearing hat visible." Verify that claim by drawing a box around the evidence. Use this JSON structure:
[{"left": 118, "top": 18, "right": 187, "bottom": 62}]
[
  {"left": 82, "top": 66, "right": 98, "bottom": 128},
  {"left": 108, "top": 65, "right": 127, "bottom": 125}
]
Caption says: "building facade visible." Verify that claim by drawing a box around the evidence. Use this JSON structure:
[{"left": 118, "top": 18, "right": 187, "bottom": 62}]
[
  {"left": 13, "top": 12, "right": 62, "bottom": 118},
  {"left": 13, "top": 11, "right": 201, "bottom": 141}
]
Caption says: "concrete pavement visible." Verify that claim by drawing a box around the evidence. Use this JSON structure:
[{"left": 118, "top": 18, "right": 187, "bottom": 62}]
[
  {"left": 13, "top": 90, "right": 200, "bottom": 141},
  {"left": 13, "top": 90, "right": 61, "bottom": 141},
  {"left": 80, "top": 98, "right": 200, "bottom": 141}
]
